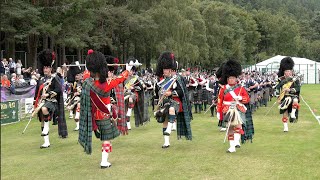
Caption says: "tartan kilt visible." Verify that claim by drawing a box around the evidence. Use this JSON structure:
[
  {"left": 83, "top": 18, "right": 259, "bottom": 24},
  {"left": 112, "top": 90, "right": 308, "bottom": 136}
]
[
  {"left": 188, "top": 90, "right": 195, "bottom": 103},
  {"left": 95, "top": 118, "right": 120, "bottom": 141},
  {"left": 263, "top": 87, "right": 270, "bottom": 100},
  {"left": 38, "top": 100, "right": 58, "bottom": 121},
  {"left": 193, "top": 89, "right": 202, "bottom": 103},
  {"left": 44, "top": 100, "right": 57, "bottom": 114},
  {"left": 202, "top": 89, "right": 209, "bottom": 102},
  {"left": 207, "top": 92, "right": 214, "bottom": 103},
  {"left": 249, "top": 91, "right": 255, "bottom": 104},
  {"left": 155, "top": 99, "right": 179, "bottom": 123}
]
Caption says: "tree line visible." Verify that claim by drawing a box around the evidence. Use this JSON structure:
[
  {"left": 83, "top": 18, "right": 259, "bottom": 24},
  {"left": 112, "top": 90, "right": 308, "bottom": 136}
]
[{"left": 1, "top": 0, "right": 320, "bottom": 69}]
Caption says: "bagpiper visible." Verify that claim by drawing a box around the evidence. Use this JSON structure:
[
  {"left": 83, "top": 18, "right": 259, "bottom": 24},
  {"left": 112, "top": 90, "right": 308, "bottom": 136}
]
[
  {"left": 65, "top": 61, "right": 83, "bottom": 131},
  {"left": 34, "top": 49, "right": 68, "bottom": 149},
  {"left": 106, "top": 55, "right": 128, "bottom": 135},
  {"left": 275, "top": 57, "right": 301, "bottom": 132},
  {"left": 78, "top": 50, "right": 132, "bottom": 168},
  {"left": 216, "top": 60, "right": 250, "bottom": 153},
  {"left": 154, "top": 51, "right": 192, "bottom": 148},
  {"left": 124, "top": 58, "right": 148, "bottom": 130}
]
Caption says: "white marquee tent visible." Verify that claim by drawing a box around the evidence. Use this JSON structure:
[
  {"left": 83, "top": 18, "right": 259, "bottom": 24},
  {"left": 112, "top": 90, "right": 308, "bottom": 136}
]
[{"left": 244, "top": 55, "right": 320, "bottom": 84}]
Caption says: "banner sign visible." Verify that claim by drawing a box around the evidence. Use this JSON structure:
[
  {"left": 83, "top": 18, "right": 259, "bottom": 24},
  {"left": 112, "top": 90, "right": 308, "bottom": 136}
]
[
  {"left": 1, "top": 100, "right": 19, "bottom": 125},
  {"left": 1, "top": 85, "right": 36, "bottom": 102}
]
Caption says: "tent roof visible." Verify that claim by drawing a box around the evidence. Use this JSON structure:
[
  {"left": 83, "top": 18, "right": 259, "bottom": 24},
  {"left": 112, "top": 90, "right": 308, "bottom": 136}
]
[{"left": 256, "top": 55, "right": 320, "bottom": 66}]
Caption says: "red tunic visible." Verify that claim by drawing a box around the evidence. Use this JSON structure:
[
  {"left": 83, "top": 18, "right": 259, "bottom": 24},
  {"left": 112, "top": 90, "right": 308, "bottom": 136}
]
[
  {"left": 217, "top": 84, "right": 250, "bottom": 119},
  {"left": 91, "top": 71, "right": 128, "bottom": 120}
]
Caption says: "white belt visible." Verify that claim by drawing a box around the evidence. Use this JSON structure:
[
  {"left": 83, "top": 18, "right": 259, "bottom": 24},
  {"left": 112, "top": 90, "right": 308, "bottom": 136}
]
[
  {"left": 223, "top": 101, "right": 236, "bottom": 105},
  {"left": 223, "top": 101, "right": 247, "bottom": 111}
]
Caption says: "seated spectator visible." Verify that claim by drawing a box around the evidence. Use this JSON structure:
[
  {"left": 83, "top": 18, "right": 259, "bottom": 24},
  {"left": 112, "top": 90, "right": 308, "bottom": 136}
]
[
  {"left": 1, "top": 74, "right": 11, "bottom": 88},
  {"left": 30, "top": 75, "right": 37, "bottom": 86},
  {"left": 11, "top": 73, "right": 17, "bottom": 83},
  {"left": 18, "top": 75, "right": 26, "bottom": 83}
]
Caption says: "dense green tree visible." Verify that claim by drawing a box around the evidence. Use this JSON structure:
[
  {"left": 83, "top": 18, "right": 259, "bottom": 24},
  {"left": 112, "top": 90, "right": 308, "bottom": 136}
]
[{"left": 1, "top": 0, "right": 320, "bottom": 69}]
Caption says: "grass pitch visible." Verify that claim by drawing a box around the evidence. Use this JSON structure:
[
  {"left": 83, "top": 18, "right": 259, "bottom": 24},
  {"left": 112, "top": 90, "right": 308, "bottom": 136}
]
[{"left": 1, "top": 84, "right": 320, "bottom": 180}]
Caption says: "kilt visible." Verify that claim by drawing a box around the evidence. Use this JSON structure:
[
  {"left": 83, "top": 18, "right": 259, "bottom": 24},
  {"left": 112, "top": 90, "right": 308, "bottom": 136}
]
[
  {"left": 95, "top": 118, "right": 120, "bottom": 141},
  {"left": 194, "top": 88, "right": 202, "bottom": 104},
  {"left": 155, "top": 99, "right": 179, "bottom": 123},
  {"left": 249, "top": 91, "right": 255, "bottom": 104},
  {"left": 263, "top": 87, "right": 270, "bottom": 100},
  {"left": 37, "top": 100, "right": 58, "bottom": 122},
  {"left": 163, "top": 98, "right": 180, "bottom": 114},
  {"left": 202, "top": 88, "right": 209, "bottom": 102},
  {"left": 188, "top": 90, "right": 195, "bottom": 103},
  {"left": 44, "top": 100, "right": 57, "bottom": 113},
  {"left": 125, "top": 91, "right": 137, "bottom": 102}
]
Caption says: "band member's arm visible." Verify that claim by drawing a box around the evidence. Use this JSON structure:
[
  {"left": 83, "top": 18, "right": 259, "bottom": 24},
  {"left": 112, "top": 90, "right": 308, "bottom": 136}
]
[
  {"left": 98, "top": 70, "right": 129, "bottom": 92},
  {"left": 48, "top": 77, "right": 61, "bottom": 98},
  {"left": 134, "top": 79, "right": 144, "bottom": 92},
  {"left": 216, "top": 86, "right": 224, "bottom": 115},
  {"left": 239, "top": 87, "right": 250, "bottom": 104},
  {"left": 205, "top": 81, "right": 214, "bottom": 92},
  {"left": 291, "top": 79, "right": 300, "bottom": 94},
  {"left": 249, "top": 81, "right": 258, "bottom": 90},
  {"left": 172, "top": 81, "right": 184, "bottom": 98},
  {"left": 34, "top": 79, "right": 40, "bottom": 101},
  {"left": 189, "top": 77, "right": 198, "bottom": 87},
  {"left": 154, "top": 84, "right": 159, "bottom": 99}
]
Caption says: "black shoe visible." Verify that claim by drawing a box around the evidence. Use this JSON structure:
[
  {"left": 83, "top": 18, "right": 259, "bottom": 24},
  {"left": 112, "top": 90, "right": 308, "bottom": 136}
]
[
  {"left": 235, "top": 145, "right": 241, "bottom": 148},
  {"left": 162, "top": 145, "right": 170, "bottom": 149},
  {"left": 40, "top": 145, "right": 50, "bottom": 149},
  {"left": 52, "top": 122, "right": 58, "bottom": 125},
  {"left": 101, "top": 165, "right": 112, "bottom": 169}
]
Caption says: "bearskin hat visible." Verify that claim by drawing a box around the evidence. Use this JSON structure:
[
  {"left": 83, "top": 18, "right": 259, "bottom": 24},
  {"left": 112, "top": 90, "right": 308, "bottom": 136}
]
[
  {"left": 220, "top": 60, "right": 242, "bottom": 85},
  {"left": 86, "top": 49, "right": 108, "bottom": 83},
  {"left": 155, "top": 51, "right": 175, "bottom": 77},
  {"left": 172, "top": 61, "right": 178, "bottom": 71},
  {"left": 37, "top": 49, "right": 55, "bottom": 75},
  {"left": 106, "top": 55, "right": 115, "bottom": 71},
  {"left": 215, "top": 62, "right": 225, "bottom": 80},
  {"left": 66, "top": 61, "right": 82, "bottom": 83},
  {"left": 278, "top": 57, "right": 294, "bottom": 77}
]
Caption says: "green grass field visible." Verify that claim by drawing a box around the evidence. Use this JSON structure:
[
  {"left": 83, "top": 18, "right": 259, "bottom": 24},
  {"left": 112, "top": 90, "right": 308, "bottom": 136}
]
[{"left": 1, "top": 84, "right": 320, "bottom": 180}]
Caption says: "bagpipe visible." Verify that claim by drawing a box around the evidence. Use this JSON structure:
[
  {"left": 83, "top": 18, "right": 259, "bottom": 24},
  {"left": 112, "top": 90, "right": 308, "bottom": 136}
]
[
  {"left": 124, "top": 76, "right": 139, "bottom": 100},
  {"left": 153, "top": 76, "right": 177, "bottom": 123},
  {"left": 276, "top": 75, "right": 299, "bottom": 104},
  {"left": 32, "top": 77, "right": 53, "bottom": 117},
  {"left": 65, "top": 85, "right": 82, "bottom": 110}
]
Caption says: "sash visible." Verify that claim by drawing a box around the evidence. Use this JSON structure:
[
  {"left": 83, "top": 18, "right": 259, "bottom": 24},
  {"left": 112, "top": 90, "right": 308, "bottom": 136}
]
[
  {"left": 227, "top": 86, "right": 247, "bottom": 111},
  {"left": 34, "top": 83, "right": 45, "bottom": 108},
  {"left": 90, "top": 91, "right": 111, "bottom": 114}
]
